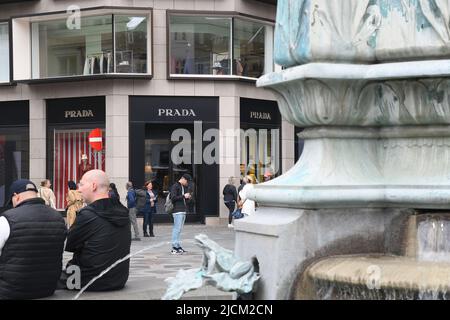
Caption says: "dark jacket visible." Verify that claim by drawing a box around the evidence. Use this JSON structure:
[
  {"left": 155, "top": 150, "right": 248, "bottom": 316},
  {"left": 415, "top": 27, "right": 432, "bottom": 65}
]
[
  {"left": 143, "top": 190, "right": 158, "bottom": 213},
  {"left": 126, "top": 188, "right": 136, "bottom": 209},
  {"left": 223, "top": 184, "right": 238, "bottom": 202},
  {"left": 0, "top": 198, "right": 67, "bottom": 300},
  {"left": 65, "top": 198, "right": 131, "bottom": 291},
  {"left": 108, "top": 190, "right": 120, "bottom": 201},
  {"left": 170, "top": 182, "right": 189, "bottom": 213}
]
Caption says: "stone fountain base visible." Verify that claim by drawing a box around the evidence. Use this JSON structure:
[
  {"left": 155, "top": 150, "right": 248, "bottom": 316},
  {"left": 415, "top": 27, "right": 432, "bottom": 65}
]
[
  {"left": 299, "top": 254, "right": 450, "bottom": 300},
  {"left": 234, "top": 207, "right": 412, "bottom": 299}
]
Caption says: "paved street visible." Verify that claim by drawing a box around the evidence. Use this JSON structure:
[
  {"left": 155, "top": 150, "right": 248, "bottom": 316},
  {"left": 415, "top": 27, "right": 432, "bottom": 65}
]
[{"left": 47, "top": 221, "right": 236, "bottom": 300}]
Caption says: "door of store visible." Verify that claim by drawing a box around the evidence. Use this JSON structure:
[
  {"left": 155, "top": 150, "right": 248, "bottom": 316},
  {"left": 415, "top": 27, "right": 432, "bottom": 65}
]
[{"left": 144, "top": 124, "right": 200, "bottom": 222}]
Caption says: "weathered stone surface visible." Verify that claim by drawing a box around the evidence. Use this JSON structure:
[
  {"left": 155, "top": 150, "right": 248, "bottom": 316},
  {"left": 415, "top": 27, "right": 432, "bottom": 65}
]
[
  {"left": 275, "top": 0, "right": 450, "bottom": 66},
  {"left": 258, "top": 61, "right": 450, "bottom": 127},
  {"left": 235, "top": 0, "right": 450, "bottom": 300},
  {"left": 253, "top": 60, "right": 450, "bottom": 209}
]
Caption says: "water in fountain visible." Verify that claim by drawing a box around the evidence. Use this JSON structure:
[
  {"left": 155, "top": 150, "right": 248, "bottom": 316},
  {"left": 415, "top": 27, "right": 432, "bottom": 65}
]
[
  {"left": 417, "top": 215, "right": 450, "bottom": 263},
  {"left": 300, "top": 214, "right": 450, "bottom": 300}
]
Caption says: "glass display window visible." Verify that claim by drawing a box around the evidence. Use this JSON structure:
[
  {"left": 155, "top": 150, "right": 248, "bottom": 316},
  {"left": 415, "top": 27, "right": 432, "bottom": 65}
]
[
  {"left": 52, "top": 129, "right": 105, "bottom": 209},
  {"left": 30, "top": 12, "right": 149, "bottom": 79},
  {"left": 169, "top": 14, "right": 273, "bottom": 79},
  {"left": 0, "top": 128, "right": 29, "bottom": 208},
  {"left": 0, "top": 22, "right": 9, "bottom": 82}
]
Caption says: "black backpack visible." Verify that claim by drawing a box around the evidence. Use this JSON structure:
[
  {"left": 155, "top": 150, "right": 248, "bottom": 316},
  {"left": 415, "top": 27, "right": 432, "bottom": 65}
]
[{"left": 135, "top": 189, "right": 147, "bottom": 211}]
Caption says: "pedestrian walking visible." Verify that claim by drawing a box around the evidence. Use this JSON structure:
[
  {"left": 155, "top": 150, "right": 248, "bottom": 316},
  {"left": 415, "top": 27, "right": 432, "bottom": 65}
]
[
  {"left": 125, "top": 181, "right": 141, "bottom": 241},
  {"left": 108, "top": 183, "right": 120, "bottom": 201},
  {"left": 66, "top": 180, "right": 83, "bottom": 228},
  {"left": 223, "top": 177, "right": 238, "bottom": 228},
  {"left": 169, "top": 174, "right": 192, "bottom": 254},
  {"left": 238, "top": 175, "right": 256, "bottom": 217},
  {"left": 39, "top": 179, "right": 57, "bottom": 209}
]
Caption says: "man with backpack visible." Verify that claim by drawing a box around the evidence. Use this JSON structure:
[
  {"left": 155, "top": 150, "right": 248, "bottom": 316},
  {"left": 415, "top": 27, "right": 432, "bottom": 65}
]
[
  {"left": 168, "top": 174, "right": 192, "bottom": 255},
  {"left": 125, "top": 181, "right": 140, "bottom": 241}
]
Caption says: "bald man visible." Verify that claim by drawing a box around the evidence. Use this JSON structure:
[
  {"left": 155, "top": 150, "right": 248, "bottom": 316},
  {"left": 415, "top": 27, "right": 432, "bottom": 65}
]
[{"left": 63, "top": 170, "right": 131, "bottom": 291}]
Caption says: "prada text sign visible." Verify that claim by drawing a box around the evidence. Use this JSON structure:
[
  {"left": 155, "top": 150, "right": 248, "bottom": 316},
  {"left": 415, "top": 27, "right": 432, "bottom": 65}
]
[{"left": 47, "top": 97, "right": 106, "bottom": 125}]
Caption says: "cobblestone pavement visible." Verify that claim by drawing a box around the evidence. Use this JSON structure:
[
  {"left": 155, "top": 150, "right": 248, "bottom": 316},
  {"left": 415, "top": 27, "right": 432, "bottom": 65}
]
[{"left": 48, "top": 221, "right": 236, "bottom": 300}]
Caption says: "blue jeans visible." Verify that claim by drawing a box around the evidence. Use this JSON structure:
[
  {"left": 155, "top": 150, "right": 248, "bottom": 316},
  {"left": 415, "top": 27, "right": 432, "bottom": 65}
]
[
  {"left": 172, "top": 212, "right": 186, "bottom": 248},
  {"left": 143, "top": 206, "right": 156, "bottom": 235}
]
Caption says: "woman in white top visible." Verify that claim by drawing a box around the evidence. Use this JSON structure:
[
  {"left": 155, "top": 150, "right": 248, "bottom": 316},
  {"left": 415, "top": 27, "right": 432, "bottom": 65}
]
[
  {"left": 39, "top": 179, "right": 57, "bottom": 209},
  {"left": 238, "top": 175, "right": 256, "bottom": 216}
]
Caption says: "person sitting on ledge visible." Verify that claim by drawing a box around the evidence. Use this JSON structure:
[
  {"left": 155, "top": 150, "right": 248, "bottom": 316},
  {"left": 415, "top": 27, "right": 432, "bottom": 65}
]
[
  {"left": 0, "top": 179, "right": 66, "bottom": 300},
  {"left": 61, "top": 169, "right": 131, "bottom": 291}
]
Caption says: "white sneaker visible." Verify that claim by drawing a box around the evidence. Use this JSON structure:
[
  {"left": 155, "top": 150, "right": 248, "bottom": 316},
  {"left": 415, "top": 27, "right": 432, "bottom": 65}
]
[{"left": 228, "top": 224, "right": 234, "bottom": 228}]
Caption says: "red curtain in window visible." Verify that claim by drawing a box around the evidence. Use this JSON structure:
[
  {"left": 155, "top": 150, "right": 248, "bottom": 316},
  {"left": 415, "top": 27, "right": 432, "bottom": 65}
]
[{"left": 53, "top": 130, "right": 105, "bottom": 209}]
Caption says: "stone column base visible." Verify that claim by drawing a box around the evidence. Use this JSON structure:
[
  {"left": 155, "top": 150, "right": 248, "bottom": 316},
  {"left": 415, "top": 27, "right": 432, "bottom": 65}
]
[{"left": 234, "top": 206, "right": 412, "bottom": 299}]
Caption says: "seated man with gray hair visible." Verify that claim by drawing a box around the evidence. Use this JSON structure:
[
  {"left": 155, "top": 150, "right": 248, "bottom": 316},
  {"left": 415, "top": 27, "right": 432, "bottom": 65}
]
[{"left": 62, "top": 170, "right": 131, "bottom": 291}]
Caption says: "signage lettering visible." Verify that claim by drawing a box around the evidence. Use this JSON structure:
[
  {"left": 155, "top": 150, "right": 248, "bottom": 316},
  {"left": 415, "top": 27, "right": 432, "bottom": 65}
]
[
  {"left": 250, "top": 111, "right": 272, "bottom": 120},
  {"left": 64, "top": 110, "right": 95, "bottom": 118},
  {"left": 158, "top": 108, "right": 197, "bottom": 117}
]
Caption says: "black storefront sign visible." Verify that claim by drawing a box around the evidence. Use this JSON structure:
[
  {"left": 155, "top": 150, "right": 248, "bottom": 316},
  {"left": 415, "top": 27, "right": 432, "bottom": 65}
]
[
  {"left": 240, "top": 97, "right": 280, "bottom": 127},
  {"left": 129, "top": 96, "right": 219, "bottom": 223},
  {"left": 47, "top": 96, "right": 105, "bottom": 125},
  {"left": 130, "top": 96, "right": 218, "bottom": 123},
  {"left": 0, "top": 101, "right": 29, "bottom": 126}
]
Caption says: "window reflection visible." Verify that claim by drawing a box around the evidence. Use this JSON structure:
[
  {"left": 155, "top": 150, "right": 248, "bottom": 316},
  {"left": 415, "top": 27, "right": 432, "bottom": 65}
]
[
  {"left": 233, "top": 19, "right": 266, "bottom": 78},
  {"left": 0, "top": 23, "right": 9, "bottom": 82},
  {"left": 169, "top": 15, "right": 232, "bottom": 76},
  {"left": 115, "top": 15, "right": 148, "bottom": 74},
  {"left": 31, "top": 14, "right": 148, "bottom": 78},
  {"left": 169, "top": 15, "right": 273, "bottom": 78},
  {"left": 0, "top": 128, "right": 29, "bottom": 208},
  {"left": 240, "top": 128, "right": 279, "bottom": 183}
]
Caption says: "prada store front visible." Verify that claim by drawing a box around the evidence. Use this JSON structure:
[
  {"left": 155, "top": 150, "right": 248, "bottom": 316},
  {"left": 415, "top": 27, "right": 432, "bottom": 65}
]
[
  {"left": 129, "top": 96, "right": 219, "bottom": 223},
  {"left": 240, "top": 98, "right": 281, "bottom": 182},
  {"left": 0, "top": 101, "right": 29, "bottom": 212},
  {"left": 46, "top": 96, "right": 106, "bottom": 210}
]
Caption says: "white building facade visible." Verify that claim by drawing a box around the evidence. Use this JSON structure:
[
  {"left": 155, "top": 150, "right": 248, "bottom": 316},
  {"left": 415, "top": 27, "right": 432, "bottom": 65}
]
[{"left": 0, "top": 0, "right": 297, "bottom": 224}]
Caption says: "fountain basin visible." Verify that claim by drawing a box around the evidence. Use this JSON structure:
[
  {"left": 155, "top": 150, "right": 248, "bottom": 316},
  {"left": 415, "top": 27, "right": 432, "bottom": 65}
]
[{"left": 300, "top": 255, "right": 450, "bottom": 299}]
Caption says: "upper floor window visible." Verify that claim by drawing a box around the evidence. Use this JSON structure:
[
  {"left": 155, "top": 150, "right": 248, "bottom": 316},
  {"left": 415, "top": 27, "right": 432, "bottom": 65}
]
[
  {"left": 12, "top": 8, "right": 151, "bottom": 81},
  {"left": 169, "top": 14, "right": 273, "bottom": 80},
  {"left": 0, "top": 22, "right": 9, "bottom": 82}
]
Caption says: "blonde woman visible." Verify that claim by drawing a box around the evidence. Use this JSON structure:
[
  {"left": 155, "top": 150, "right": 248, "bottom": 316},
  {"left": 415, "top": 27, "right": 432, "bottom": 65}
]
[
  {"left": 66, "top": 180, "right": 83, "bottom": 228},
  {"left": 238, "top": 175, "right": 256, "bottom": 216},
  {"left": 39, "top": 179, "right": 56, "bottom": 209}
]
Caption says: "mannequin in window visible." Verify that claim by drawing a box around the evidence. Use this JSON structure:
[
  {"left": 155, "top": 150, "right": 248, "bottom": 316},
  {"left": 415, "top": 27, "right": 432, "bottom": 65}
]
[
  {"left": 77, "top": 154, "right": 93, "bottom": 182},
  {"left": 212, "top": 61, "right": 226, "bottom": 75},
  {"left": 213, "top": 59, "right": 243, "bottom": 76},
  {"left": 183, "top": 43, "right": 194, "bottom": 74},
  {"left": 235, "top": 58, "right": 244, "bottom": 76}
]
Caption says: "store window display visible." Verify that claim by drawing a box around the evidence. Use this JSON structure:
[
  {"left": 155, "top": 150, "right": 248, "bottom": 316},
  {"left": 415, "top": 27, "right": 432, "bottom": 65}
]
[
  {"left": 31, "top": 14, "right": 148, "bottom": 78},
  {"left": 52, "top": 130, "right": 105, "bottom": 209}
]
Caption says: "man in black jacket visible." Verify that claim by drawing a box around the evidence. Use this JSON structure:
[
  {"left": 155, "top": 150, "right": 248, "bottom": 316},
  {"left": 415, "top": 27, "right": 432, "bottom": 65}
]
[
  {"left": 169, "top": 174, "right": 192, "bottom": 255},
  {"left": 222, "top": 177, "right": 238, "bottom": 228},
  {"left": 0, "top": 179, "right": 67, "bottom": 300},
  {"left": 63, "top": 170, "right": 131, "bottom": 291}
]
